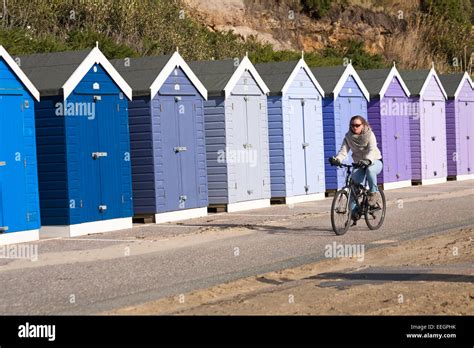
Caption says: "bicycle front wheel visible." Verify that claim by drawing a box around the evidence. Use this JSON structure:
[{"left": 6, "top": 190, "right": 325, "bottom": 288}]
[
  {"left": 331, "top": 188, "right": 351, "bottom": 235},
  {"left": 365, "top": 189, "right": 386, "bottom": 230}
]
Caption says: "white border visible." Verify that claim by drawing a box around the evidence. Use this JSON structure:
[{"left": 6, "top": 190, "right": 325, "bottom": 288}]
[
  {"left": 455, "top": 174, "right": 474, "bottom": 181},
  {"left": 419, "top": 67, "right": 448, "bottom": 100},
  {"left": 281, "top": 58, "right": 325, "bottom": 97},
  {"left": 0, "top": 229, "right": 39, "bottom": 246},
  {"left": 62, "top": 47, "right": 132, "bottom": 101},
  {"left": 379, "top": 65, "right": 411, "bottom": 98},
  {"left": 149, "top": 51, "right": 208, "bottom": 100},
  {"left": 40, "top": 217, "right": 133, "bottom": 238},
  {"left": 333, "top": 63, "right": 370, "bottom": 101},
  {"left": 0, "top": 46, "right": 40, "bottom": 101},
  {"left": 154, "top": 207, "right": 208, "bottom": 224},
  {"left": 453, "top": 71, "right": 474, "bottom": 100},
  {"left": 284, "top": 193, "right": 326, "bottom": 205},
  {"left": 419, "top": 177, "right": 447, "bottom": 186},
  {"left": 224, "top": 56, "right": 270, "bottom": 99},
  {"left": 382, "top": 180, "right": 412, "bottom": 190},
  {"left": 227, "top": 198, "right": 270, "bottom": 213}
]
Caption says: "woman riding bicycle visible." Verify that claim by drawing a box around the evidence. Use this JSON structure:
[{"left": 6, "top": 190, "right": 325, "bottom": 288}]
[{"left": 329, "top": 115, "right": 383, "bottom": 223}]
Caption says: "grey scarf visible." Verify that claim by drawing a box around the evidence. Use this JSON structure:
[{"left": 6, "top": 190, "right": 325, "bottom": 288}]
[{"left": 347, "top": 124, "right": 372, "bottom": 150}]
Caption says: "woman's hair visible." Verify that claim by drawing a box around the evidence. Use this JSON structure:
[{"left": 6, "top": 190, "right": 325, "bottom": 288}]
[{"left": 350, "top": 115, "right": 370, "bottom": 129}]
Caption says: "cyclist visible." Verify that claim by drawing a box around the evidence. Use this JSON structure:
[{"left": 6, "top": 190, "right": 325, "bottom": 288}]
[{"left": 329, "top": 115, "right": 383, "bottom": 224}]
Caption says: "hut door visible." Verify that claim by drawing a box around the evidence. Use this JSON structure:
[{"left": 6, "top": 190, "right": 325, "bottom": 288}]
[
  {"left": 289, "top": 98, "right": 306, "bottom": 196},
  {"left": 0, "top": 95, "right": 28, "bottom": 232},
  {"left": 95, "top": 94, "right": 124, "bottom": 220},
  {"left": 384, "top": 111, "right": 398, "bottom": 183},
  {"left": 73, "top": 93, "right": 104, "bottom": 222},
  {"left": 302, "top": 98, "right": 321, "bottom": 194},
  {"left": 175, "top": 98, "right": 199, "bottom": 210},
  {"left": 458, "top": 101, "right": 471, "bottom": 174},
  {"left": 245, "top": 96, "right": 263, "bottom": 199},
  {"left": 468, "top": 102, "right": 474, "bottom": 174},
  {"left": 423, "top": 101, "right": 436, "bottom": 179},
  {"left": 161, "top": 100, "right": 181, "bottom": 212},
  {"left": 231, "top": 97, "right": 248, "bottom": 202}
]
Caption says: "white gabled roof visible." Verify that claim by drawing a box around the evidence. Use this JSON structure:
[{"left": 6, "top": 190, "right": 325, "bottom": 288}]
[
  {"left": 380, "top": 65, "right": 411, "bottom": 98},
  {"left": 419, "top": 66, "right": 448, "bottom": 100},
  {"left": 224, "top": 56, "right": 270, "bottom": 98},
  {"left": 62, "top": 46, "right": 132, "bottom": 100},
  {"left": 333, "top": 63, "right": 370, "bottom": 101},
  {"left": 0, "top": 45, "right": 40, "bottom": 101},
  {"left": 281, "top": 58, "right": 325, "bottom": 96},
  {"left": 454, "top": 71, "right": 474, "bottom": 100},
  {"left": 150, "top": 51, "right": 207, "bottom": 100}
]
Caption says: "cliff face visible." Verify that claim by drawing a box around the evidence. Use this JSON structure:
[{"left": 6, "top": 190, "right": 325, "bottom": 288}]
[{"left": 183, "top": 0, "right": 409, "bottom": 54}]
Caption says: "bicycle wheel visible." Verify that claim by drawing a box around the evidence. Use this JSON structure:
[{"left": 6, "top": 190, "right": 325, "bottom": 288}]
[
  {"left": 331, "top": 188, "right": 351, "bottom": 235},
  {"left": 365, "top": 189, "right": 386, "bottom": 230}
]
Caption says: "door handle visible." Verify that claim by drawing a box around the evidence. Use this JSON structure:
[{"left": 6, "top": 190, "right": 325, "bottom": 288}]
[
  {"left": 431, "top": 136, "right": 436, "bottom": 141},
  {"left": 92, "top": 152, "right": 108, "bottom": 160},
  {"left": 467, "top": 136, "right": 470, "bottom": 140},
  {"left": 247, "top": 190, "right": 253, "bottom": 195},
  {"left": 0, "top": 161, "right": 6, "bottom": 166},
  {"left": 394, "top": 134, "right": 399, "bottom": 140},
  {"left": 174, "top": 146, "right": 187, "bottom": 153},
  {"left": 302, "top": 142, "right": 309, "bottom": 149},
  {"left": 98, "top": 205, "right": 107, "bottom": 212},
  {"left": 179, "top": 195, "right": 187, "bottom": 202}
]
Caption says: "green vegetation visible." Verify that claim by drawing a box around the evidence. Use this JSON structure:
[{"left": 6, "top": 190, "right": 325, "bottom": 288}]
[
  {"left": 0, "top": 0, "right": 468, "bottom": 70},
  {"left": 420, "top": 0, "right": 472, "bottom": 64}
]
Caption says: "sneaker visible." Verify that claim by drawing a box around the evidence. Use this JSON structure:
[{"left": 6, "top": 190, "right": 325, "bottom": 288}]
[{"left": 368, "top": 192, "right": 378, "bottom": 207}]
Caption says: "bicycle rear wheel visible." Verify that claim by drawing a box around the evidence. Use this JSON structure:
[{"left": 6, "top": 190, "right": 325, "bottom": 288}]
[
  {"left": 365, "top": 189, "right": 386, "bottom": 230},
  {"left": 331, "top": 188, "right": 351, "bottom": 235}
]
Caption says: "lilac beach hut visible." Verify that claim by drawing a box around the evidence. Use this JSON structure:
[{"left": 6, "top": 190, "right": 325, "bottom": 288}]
[
  {"left": 439, "top": 72, "right": 474, "bottom": 181},
  {"left": 358, "top": 65, "right": 413, "bottom": 190},
  {"left": 400, "top": 66, "right": 448, "bottom": 185}
]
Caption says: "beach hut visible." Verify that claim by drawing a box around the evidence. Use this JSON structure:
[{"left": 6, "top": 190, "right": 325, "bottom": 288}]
[
  {"left": 19, "top": 46, "right": 134, "bottom": 237},
  {"left": 311, "top": 63, "right": 370, "bottom": 190},
  {"left": 358, "top": 65, "right": 412, "bottom": 190},
  {"left": 401, "top": 66, "right": 448, "bottom": 185},
  {"left": 0, "top": 46, "right": 41, "bottom": 245},
  {"left": 439, "top": 72, "right": 474, "bottom": 180},
  {"left": 256, "top": 58, "right": 326, "bottom": 204},
  {"left": 111, "top": 52, "right": 209, "bottom": 223},
  {"left": 189, "top": 56, "right": 271, "bottom": 212}
]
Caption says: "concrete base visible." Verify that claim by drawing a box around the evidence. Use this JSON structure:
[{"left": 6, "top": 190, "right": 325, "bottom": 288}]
[
  {"left": 227, "top": 198, "right": 271, "bottom": 213},
  {"left": 0, "top": 229, "right": 39, "bottom": 246},
  {"left": 413, "top": 177, "right": 448, "bottom": 186},
  {"left": 155, "top": 207, "right": 208, "bottom": 224},
  {"left": 382, "top": 180, "right": 412, "bottom": 190},
  {"left": 40, "top": 217, "right": 133, "bottom": 238},
  {"left": 455, "top": 174, "right": 474, "bottom": 181},
  {"left": 284, "top": 193, "right": 326, "bottom": 205}
]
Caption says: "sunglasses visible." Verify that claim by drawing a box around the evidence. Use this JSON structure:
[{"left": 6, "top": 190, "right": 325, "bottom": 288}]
[{"left": 351, "top": 123, "right": 362, "bottom": 128}]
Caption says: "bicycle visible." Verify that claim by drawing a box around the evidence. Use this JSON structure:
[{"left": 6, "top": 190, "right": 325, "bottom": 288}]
[{"left": 329, "top": 162, "right": 386, "bottom": 235}]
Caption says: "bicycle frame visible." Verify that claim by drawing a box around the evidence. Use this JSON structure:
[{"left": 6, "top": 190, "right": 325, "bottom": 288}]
[{"left": 340, "top": 163, "right": 369, "bottom": 217}]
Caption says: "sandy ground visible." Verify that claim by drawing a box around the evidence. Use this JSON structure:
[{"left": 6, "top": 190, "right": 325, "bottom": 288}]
[{"left": 108, "top": 227, "right": 473, "bottom": 315}]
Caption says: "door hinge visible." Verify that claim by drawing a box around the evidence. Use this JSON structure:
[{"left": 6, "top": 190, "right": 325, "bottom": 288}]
[
  {"left": 0, "top": 161, "right": 6, "bottom": 166},
  {"left": 122, "top": 195, "right": 125, "bottom": 204},
  {"left": 259, "top": 103, "right": 262, "bottom": 110},
  {"left": 92, "top": 152, "right": 108, "bottom": 159},
  {"left": 117, "top": 104, "right": 120, "bottom": 112},
  {"left": 24, "top": 158, "right": 27, "bottom": 168},
  {"left": 193, "top": 104, "right": 196, "bottom": 111},
  {"left": 80, "top": 200, "right": 83, "bottom": 208},
  {"left": 159, "top": 104, "right": 163, "bottom": 112},
  {"left": 174, "top": 146, "right": 187, "bottom": 153},
  {"left": 235, "top": 182, "right": 237, "bottom": 189},
  {"left": 231, "top": 103, "right": 234, "bottom": 110}
]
